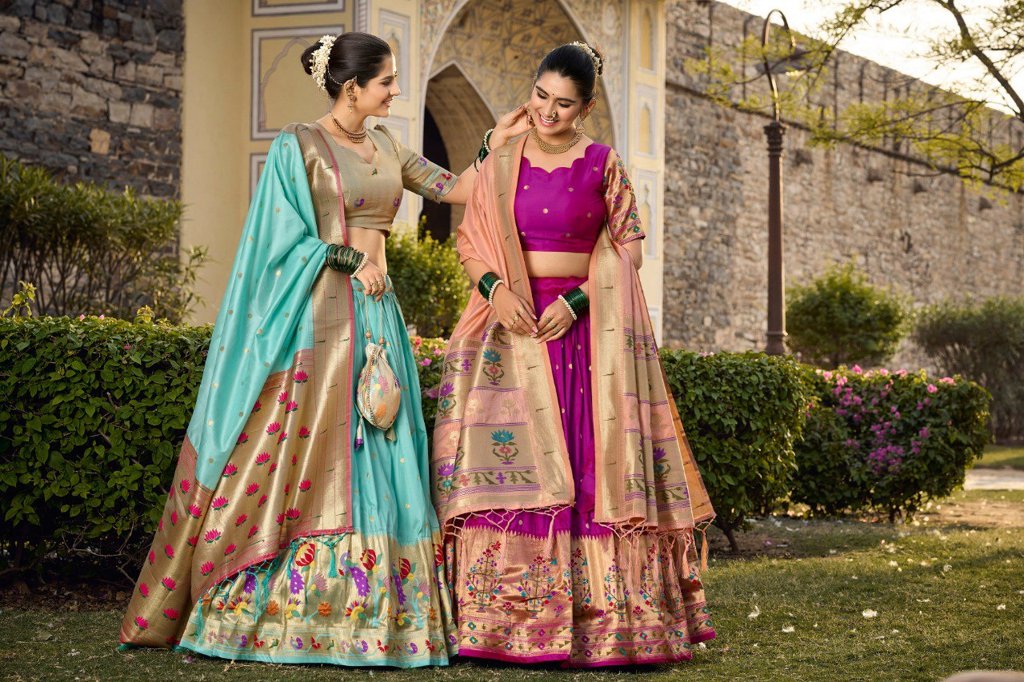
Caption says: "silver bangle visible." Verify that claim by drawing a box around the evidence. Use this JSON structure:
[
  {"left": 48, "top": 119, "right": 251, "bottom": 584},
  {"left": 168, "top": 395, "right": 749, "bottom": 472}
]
[
  {"left": 557, "top": 294, "right": 578, "bottom": 321},
  {"left": 351, "top": 251, "right": 369, "bottom": 276},
  {"left": 487, "top": 279, "right": 504, "bottom": 308}
]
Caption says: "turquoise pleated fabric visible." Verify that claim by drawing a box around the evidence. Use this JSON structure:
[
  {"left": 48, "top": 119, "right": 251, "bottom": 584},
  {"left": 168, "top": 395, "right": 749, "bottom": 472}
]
[{"left": 176, "top": 278, "right": 456, "bottom": 666}]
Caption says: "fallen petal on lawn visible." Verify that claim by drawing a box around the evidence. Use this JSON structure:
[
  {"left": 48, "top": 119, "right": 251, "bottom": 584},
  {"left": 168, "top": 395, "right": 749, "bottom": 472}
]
[
  {"left": 997, "top": 604, "right": 1006, "bottom": 610},
  {"left": 782, "top": 626, "right": 795, "bottom": 633},
  {"left": 748, "top": 605, "right": 760, "bottom": 620},
  {"left": 862, "top": 609, "right": 878, "bottom": 618}
]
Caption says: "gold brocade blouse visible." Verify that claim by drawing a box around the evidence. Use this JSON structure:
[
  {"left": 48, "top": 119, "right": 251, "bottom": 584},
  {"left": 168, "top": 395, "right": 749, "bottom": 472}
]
[{"left": 313, "top": 122, "right": 458, "bottom": 235}]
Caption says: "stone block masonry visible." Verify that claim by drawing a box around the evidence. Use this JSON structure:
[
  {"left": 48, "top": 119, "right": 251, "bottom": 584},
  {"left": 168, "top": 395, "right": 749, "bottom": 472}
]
[
  {"left": 0, "top": 0, "right": 183, "bottom": 199},
  {"left": 663, "top": 1, "right": 1024, "bottom": 369}
]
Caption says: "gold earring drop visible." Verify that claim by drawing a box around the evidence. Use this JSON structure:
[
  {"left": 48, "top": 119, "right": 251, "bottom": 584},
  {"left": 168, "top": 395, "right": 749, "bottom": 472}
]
[{"left": 575, "top": 117, "right": 586, "bottom": 135}]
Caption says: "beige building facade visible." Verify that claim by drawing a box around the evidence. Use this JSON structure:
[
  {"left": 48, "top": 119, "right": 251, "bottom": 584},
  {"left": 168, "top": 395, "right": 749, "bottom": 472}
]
[{"left": 182, "top": 0, "right": 669, "bottom": 336}]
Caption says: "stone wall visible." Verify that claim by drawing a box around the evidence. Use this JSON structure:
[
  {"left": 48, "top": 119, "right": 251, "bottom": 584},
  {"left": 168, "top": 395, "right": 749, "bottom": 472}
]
[
  {"left": 0, "top": 0, "right": 183, "bottom": 198},
  {"left": 663, "top": 1, "right": 1024, "bottom": 367}
]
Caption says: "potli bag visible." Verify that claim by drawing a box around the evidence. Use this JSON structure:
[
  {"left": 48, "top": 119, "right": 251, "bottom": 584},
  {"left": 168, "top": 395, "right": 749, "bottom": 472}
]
[{"left": 355, "top": 300, "right": 401, "bottom": 447}]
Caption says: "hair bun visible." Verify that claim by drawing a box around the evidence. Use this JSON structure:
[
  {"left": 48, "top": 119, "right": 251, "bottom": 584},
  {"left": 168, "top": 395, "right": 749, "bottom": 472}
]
[{"left": 569, "top": 41, "right": 604, "bottom": 77}]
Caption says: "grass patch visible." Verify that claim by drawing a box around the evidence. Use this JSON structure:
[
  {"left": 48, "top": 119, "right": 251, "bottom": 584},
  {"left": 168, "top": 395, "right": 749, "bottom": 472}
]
[
  {"left": 2, "top": 494, "right": 1022, "bottom": 681},
  {"left": 974, "top": 445, "right": 1024, "bottom": 471}
]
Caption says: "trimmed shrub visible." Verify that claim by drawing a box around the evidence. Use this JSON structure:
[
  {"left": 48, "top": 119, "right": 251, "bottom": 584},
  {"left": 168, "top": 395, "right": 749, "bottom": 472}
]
[
  {"left": 793, "top": 367, "right": 991, "bottom": 521},
  {"left": 386, "top": 224, "right": 469, "bottom": 338},
  {"left": 0, "top": 314, "right": 210, "bottom": 578},
  {"left": 914, "top": 297, "right": 1024, "bottom": 442},
  {"left": 0, "top": 154, "right": 206, "bottom": 323},
  {"left": 787, "top": 263, "right": 909, "bottom": 367},
  {"left": 660, "top": 350, "right": 811, "bottom": 550}
]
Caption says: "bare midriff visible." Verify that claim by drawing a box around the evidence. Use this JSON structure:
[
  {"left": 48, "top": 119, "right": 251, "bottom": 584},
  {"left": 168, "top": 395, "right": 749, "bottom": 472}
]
[
  {"left": 348, "top": 226, "right": 388, "bottom": 275},
  {"left": 524, "top": 250, "right": 590, "bottom": 279}
]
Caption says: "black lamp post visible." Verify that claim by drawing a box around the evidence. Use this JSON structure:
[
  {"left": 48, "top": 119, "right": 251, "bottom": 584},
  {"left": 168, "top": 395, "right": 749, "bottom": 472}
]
[{"left": 761, "top": 9, "right": 797, "bottom": 356}]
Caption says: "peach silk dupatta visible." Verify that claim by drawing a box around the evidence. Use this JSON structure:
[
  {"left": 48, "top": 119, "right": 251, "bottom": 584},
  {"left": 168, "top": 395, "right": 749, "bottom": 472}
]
[{"left": 431, "top": 134, "right": 714, "bottom": 538}]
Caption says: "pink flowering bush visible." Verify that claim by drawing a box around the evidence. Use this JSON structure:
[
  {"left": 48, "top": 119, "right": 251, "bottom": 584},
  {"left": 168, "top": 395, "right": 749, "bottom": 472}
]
[
  {"left": 411, "top": 336, "right": 448, "bottom": 452},
  {"left": 793, "top": 366, "right": 990, "bottom": 521}
]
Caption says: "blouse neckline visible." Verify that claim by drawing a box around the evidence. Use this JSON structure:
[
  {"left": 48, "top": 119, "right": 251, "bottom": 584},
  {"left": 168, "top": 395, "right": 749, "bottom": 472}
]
[
  {"left": 313, "top": 121, "right": 379, "bottom": 165},
  {"left": 521, "top": 143, "right": 595, "bottom": 175}
]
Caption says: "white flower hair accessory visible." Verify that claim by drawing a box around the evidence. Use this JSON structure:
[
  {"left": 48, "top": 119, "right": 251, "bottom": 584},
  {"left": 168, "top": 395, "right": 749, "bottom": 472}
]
[
  {"left": 569, "top": 41, "right": 603, "bottom": 75},
  {"left": 310, "top": 34, "right": 337, "bottom": 93}
]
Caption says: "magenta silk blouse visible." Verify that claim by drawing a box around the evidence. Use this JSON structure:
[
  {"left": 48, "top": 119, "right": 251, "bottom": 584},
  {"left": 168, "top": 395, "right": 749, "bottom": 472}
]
[{"left": 514, "top": 142, "right": 614, "bottom": 254}]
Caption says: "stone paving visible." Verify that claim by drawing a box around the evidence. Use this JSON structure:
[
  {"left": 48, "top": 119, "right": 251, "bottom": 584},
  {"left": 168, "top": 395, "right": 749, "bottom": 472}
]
[{"left": 964, "top": 467, "right": 1024, "bottom": 490}]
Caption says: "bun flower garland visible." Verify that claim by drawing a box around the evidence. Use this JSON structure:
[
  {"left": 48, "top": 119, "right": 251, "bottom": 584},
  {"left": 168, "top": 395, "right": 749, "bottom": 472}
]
[
  {"left": 569, "top": 40, "right": 604, "bottom": 76},
  {"left": 310, "top": 34, "right": 337, "bottom": 93}
]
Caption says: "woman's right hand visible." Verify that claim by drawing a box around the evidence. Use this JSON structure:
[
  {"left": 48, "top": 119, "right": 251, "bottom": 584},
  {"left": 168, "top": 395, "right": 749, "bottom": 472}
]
[
  {"left": 492, "top": 284, "right": 538, "bottom": 336},
  {"left": 355, "top": 259, "right": 387, "bottom": 301}
]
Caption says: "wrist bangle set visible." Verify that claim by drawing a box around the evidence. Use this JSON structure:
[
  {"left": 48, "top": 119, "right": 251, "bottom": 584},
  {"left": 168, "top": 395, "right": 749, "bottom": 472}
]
[
  {"left": 477, "top": 128, "right": 494, "bottom": 163},
  {"left": 558, "top": 286, "right": 589, "bottom": 321},
  {"left": 478, "top": 271, "right": 504, "bottom": 307},
  {"left": 325, "top": 244, "right": 368, "bottom": 275}
]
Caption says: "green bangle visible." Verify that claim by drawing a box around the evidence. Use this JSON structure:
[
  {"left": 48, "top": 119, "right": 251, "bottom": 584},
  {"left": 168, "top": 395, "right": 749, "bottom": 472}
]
[
  {"left": 561, "top": 286, "right": 589, "bottom": 319},
  {"left": 478, "top": 128, "right": 495, "bottom": 162},
  {"left": 478, "top": 271, "right": 499, "bottom": 299},
  {"left": 325, "top": 244, "right": 366, "bottom": 275}
]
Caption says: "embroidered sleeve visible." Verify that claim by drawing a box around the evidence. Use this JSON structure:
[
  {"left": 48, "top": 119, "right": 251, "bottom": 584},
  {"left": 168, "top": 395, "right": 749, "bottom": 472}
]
[
  {"left": 603, "top": 151, "right": 646, "bottom": 246},
  {"left": 377, "top": 125, "right": 457, "bottom": 203}
]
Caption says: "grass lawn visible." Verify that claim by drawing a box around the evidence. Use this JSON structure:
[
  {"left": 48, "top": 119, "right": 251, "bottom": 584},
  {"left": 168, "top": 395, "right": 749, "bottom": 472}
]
[
  {"left": 2, "top": 491, "right": 1022, "bottom": 681},
  {"left": 975, "top": 445, "right": 1024, "bottom": 471}
]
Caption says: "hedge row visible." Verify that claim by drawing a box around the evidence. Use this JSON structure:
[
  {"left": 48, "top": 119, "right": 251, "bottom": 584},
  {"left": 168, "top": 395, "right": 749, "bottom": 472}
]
[{"left": 0, "top": 316, "right": 991, "bottom": 574}]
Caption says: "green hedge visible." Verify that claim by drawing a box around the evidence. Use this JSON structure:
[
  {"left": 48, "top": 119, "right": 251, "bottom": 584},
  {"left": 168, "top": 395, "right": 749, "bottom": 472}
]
[
  {"left": 0, "top": 314, "right": 210, "bottom": 576},
  {"left": 660, "top": 350, "right": 811, "bottom": 550},
  {"left": 0, "top": 316, "right": 992, "bottom": 577},
  {"left": 792, "top": 367, "right": 991, "bottom": 521},
  {"left": 914, "top": 297, "right": 1024, "bottom": 442}
]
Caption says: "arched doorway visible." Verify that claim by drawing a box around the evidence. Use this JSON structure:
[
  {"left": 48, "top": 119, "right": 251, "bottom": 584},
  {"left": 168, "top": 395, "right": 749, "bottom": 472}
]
[{"left": 421, "top": 0, "right": 615, "bottom": 237}]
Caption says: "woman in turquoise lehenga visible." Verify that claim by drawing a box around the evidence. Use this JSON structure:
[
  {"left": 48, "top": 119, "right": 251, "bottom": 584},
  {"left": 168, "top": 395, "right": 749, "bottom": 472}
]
[{"left": 118, "top": 32, "right": 525, "bottom": 666}]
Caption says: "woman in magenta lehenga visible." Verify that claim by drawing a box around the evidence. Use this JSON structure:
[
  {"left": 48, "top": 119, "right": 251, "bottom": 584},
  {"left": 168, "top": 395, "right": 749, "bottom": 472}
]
[{"left": 431, "top": 43, "right": 717, "bottom": 667}]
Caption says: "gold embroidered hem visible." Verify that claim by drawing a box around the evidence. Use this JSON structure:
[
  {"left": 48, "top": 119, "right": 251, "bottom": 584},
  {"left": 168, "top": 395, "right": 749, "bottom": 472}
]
[
  {"left": 447, "top": 524, "right": 715, "bottom": 667},
  {"left": 179, "top": 533, "right": 456, "bottom": 667}
]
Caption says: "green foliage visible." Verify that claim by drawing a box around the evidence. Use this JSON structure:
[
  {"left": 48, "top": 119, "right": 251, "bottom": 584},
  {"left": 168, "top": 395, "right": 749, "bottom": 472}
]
[
  {"left": 787, "top": 263, "right": 909, "bottom": 368},
  {"left": 0, "top": 154, "right": 206, "bottom": 323},
  {"left": 914, "top": 296, "right": 1024, "bottom": 441},
  {"left": 793, "top": 367, "right": 991, "bottom": 521},
  {"left": 386, "top": 220, "right": 469, "bottom": 338},
  {"left": 660, "top": 350, "right": 811, "bottom": 548},
  {"left": 0, "top": 315, "right": 211, "bottom": 576}
]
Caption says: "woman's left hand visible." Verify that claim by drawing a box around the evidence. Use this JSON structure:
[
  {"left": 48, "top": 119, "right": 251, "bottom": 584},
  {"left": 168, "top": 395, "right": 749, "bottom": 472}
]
[
  {"left": 490, "top": 103, "right": 531, "bottom": 149},
  {"left": 535, "top": 299, "right": 575, "bottom": 343}
]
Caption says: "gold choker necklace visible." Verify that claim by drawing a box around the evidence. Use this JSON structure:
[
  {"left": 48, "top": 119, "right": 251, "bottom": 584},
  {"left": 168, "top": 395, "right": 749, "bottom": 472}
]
[
  {"left": 531, "top": 128, "right": 582, "bottom": 154},
  {"left": 331, "top": 114, "right": 368, "bottom": 143}
]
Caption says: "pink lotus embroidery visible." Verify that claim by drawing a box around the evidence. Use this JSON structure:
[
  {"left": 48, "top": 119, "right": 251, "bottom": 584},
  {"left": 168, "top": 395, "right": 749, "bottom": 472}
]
[
  {"left": 157, "top": 518, "right": 163, "bottom": 532},
  {"left": 187, "top": 535, "right": 198, "bottom": 547},
  {"left": 291, "top": 453, "right": 298, "bottom": 466},
  {"left": 187, "top": 504, "right": 202, "bottom": 519},
  {"left": 277, "top": 391, "right": 289, "bottom": 405},
  {"left": 223, "top": 463, "right": 238, "bottom": 477},
  {"left": 285, "top": 400, "right": 298, "bottom": 413},
  {"left": 255, "top": 452, "right": 271, "bottom": 465},
  {"left": 164, "top": 544, "right": 174, "bottom": 559},
  {"left": 135, "top": 616, "right": 148, "bottom": 630},
  {"left": 284, "top": 483, "right": 291, "bottom": 495},
  {"left": 253, "top": 400, "right": 262, "bottom": 412},
  {"left": 204, "top": 529, "right": 222, "bottom": 543},
  {"left": 180, "top": 479, "right": 191, "bottom": 494},
  {"left": 211, "top": 496, "right": 229, "bottom": 511},
  {"left": 299, "top": 426, "right": 311, "bottom": 439},
  {"left": 236, "top": 433, "right": 248, "bottom": 445},
  {"left": 200, "top": 561, "right": 215, "bottom": 576},
  {"left": 235, "top": 513, "right": 248, "bottom": 527},
  {"left": 161, "top": 577, "right": 176, "bottom": 591},
  {"left": 248, "top": 525, "right": 259, "bottom": 539},
  {"left": 245, "top": 482, "right": 260, "bottom": 496},
  {"left": 148, "top": 550, "right": 155, "bottom": 565},
  {"left": 276, "top": 513, "right": 285, "bottom": 525},
  {"left": 285, "top": 508, "right": 301, "bottom": 521},
  {"left": 224, "top": 543, "right": 237, "bottom": 556},
  {"left": 269, "top": 462, "right": 279, "bottom": 475},
  {"left": 293, "top": 370, "right": 308, "bottom": 383},
  {"left": 139, "top": 583, "right": 150, "bottom": 598},
  {"left": 258, "top": 494, "right": 268, "bottom": 507},
  {"left": 169, "top": 510, "right": 178, "bottom": 526},
  {"left": 277, "top": 431, "right": 288, "bottom": 444},
  {"left": 299, "top": 480, "right": 312, "bottom": 492},
  {"left": 267, "top": 422, "right": 281, "bottom": 436},
  {"left": 162, "top": 608, "right": 179, "bottom": 620}
]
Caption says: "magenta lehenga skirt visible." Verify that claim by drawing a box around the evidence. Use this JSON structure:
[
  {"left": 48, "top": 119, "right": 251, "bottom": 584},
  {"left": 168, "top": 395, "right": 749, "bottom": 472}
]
[{"left": 446, "top": 276, "right": 715, "bottom": 667}]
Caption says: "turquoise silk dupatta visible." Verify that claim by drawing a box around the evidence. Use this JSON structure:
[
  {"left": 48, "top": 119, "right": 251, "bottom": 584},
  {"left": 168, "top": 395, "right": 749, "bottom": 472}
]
[{"left": 119, "top": 126, "right": 364, "bottom": 647}]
